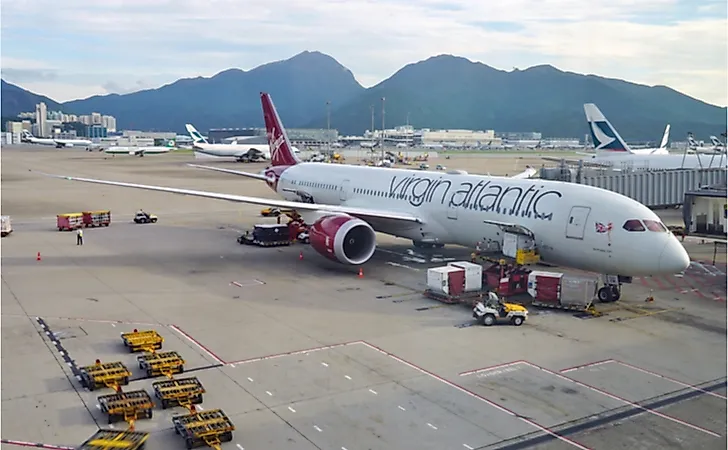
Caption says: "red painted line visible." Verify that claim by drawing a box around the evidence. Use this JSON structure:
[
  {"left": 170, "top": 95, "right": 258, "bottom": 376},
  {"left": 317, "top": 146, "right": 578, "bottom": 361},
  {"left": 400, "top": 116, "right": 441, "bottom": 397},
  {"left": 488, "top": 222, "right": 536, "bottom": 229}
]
[
  {"left": 0, "top": 439, "right": 74, "bottom": 450},
  {"left": 225, "top": 341, "right": 360, "bottom": 366},
  {"left": 638, "top": 277, "right": 649, "bottom": 287},
  {"left": 613, "top": 360, "right": 727, "bottom": 400},
  {"left": 650, "top": 276, "right": 666, "bottom": 290},
  {"left": 359, "top": 342, "right": 592, "bottom": 450},
  {"left": 459, "top": 360, "right": 527, "bottom": 377},
  {"left": 169, "top": 324, "right": 225, "bottom": 364},
  {"left": 559, "top": 359, "right": 615, "bottom": 374},
  {"left": 522, "top": 361, "right": 722, "bottom": 438}
]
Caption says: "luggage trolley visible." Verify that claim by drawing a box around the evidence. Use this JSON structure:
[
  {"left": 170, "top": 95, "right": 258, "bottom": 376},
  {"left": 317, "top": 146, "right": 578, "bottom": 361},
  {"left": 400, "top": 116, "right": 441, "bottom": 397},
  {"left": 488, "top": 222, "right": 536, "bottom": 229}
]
[
  {"left": 153, "top": 377, "right": 205, "bottom": 409},
  {"left": 78, "top": 429, "right": 149, "bottom": 450},
  {"left": 78, "top": 360, "right": 132, "bottom": 391},
  {"left": 137, "top": 350, "right": 185, "bottom": 378},
  {"left": 121, "top": 329, "right": 164, "bottom": 353},
  {"left": 97, "top": 389, "right": 155, "bottom": 424},
  {"left": 172, "top": 409, "right": 235, "bottom": 449}
]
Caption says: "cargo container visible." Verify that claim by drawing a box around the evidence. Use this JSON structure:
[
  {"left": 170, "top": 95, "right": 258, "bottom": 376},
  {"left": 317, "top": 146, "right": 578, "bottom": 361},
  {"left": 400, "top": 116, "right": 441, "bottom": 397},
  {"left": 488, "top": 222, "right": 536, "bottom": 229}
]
[
  {"left": 57, "top": 213, "right": 84, "bottom": 231},
  {"left": 447, "top": 261, "right": 483, "bottom": 292},
  {"left": 238, "top": 224, "right": 292, "bottom": 247},
  {"left": 1, "top": 216, "right": 12, "bottom": 237},
  {"left": 527, "top": 270, "right": 597, "bottom": 311},
  {"left": 502, "top": 232, "right": 536, "bottom": 259},
  {"left": 426, "top": 266, "right": 465, "bottom": 296},
  {"left": 83, "top": 210, "right": 111, "bottom": 227}
]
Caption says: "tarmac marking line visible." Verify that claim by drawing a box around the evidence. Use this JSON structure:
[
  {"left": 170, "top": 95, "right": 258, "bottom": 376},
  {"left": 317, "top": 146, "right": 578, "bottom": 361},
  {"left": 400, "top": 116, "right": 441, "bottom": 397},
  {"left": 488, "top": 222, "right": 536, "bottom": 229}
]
[
  {"left": 523, "top": 361, "right": 722, "bottom": 438},
  {"left": 613, "top": 360, "right": 727, "bottom": 400},
  {"left": 169, "top": 324, "right": 225, "bottom": 364},
  {"left": 313, "top": 425, "right": 322, "bottom": 432},
  {"left": 321, "top": 362, "right": 329, "bottom": 367},
  {"left": 460, "top": 360, "right": 527, "bottom": 377},
  {"left": 265, "top": 391, "right": 273, "bottom": 396},
  {"left": 398, "top": 405, "right": 406, "bottom": 411},
  {"left": 288, "top": 406, "right": 296, "bottom": 413},
  {"left": 359, "top": 342, "right": 592, "bottom": 450},
  {"left": 369, "top": 389, "right": 378, "bottom": 395},
  {"left": 560, "top": 359, "right": 615, "bottom": 374},
  {"left": 427, "top": 423, "right": 438, "bottom": 430},
  {"left": 345, "top": 375, "right": 352, "bottom": 380}
]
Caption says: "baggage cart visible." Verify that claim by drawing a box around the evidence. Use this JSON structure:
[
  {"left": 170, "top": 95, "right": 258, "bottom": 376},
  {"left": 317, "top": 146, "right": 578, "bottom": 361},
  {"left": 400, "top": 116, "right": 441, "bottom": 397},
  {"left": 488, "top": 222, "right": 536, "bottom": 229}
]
[
  {"left": 121, "top": 329, "right": 163, "bottom": 353},
  {"left": 153, "top": 377, "right": 205, "bottom": 409},
  {"left": 173, "top": 409, "right": 235, "bottom": 449},
  {"left": 77, "top": 429, "right": 149, "bottom": 450},
  {"left": 83, "top": 210, "right": 111, "bottom": 228},
  {"left": 423, "top": 288, "right": 486, "bottom": 306},
  {"left": 137, "top": 351, "right": 185, "bottom": 378},
  {"left": 79, "top": 361, "right": 131, "bottom": 391},
  {"left": 57, "top": 213, "right": 84, "bottom": 231},
  {"left": 98, "top": 389, "right": 155, "bottom": 424}
]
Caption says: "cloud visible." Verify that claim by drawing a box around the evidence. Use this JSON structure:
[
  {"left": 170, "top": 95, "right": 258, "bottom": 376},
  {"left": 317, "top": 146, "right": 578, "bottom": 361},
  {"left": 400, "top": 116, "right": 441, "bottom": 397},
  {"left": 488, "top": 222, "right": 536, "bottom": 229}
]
[{"left": 1, "top": 0, "right": 726, "bottom": 106}]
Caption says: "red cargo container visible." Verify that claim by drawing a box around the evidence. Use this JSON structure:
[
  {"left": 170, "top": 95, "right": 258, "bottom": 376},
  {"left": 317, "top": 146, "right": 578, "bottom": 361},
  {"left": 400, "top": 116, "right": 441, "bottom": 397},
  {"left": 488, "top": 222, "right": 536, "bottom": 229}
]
[
  {"left": 57, "top": 213, "right": 84, "bottom": 231},
  {"left": 448, "top": 269, "right": 465, "bottom": 296},
  {"left": 82, "top": 210, "right": 111, "bottom": 228},
  {"left": 528, "top": 271, "right": 563, "bottom": 304}
]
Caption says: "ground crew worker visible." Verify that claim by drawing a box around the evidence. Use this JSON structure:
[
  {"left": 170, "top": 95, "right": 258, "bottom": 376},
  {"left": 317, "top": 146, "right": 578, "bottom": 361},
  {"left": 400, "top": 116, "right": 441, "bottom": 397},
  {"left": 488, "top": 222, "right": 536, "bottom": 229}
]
[{"left": 76, "top": 228, "right": 84, "bottom": 246}]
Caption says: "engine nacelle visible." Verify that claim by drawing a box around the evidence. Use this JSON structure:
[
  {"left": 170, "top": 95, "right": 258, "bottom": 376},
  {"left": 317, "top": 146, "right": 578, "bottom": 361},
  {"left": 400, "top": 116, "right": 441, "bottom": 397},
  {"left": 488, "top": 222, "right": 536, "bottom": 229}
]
[{"left": 309, "top": 215, "right": 377, "bottom": 265}]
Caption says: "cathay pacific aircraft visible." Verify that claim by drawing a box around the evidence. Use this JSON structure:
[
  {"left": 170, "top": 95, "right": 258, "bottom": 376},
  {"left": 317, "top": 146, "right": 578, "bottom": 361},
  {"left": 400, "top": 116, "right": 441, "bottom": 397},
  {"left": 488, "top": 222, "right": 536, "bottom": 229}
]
[{"left": 40, "top": 93, "right": 691, "bottom": 304}]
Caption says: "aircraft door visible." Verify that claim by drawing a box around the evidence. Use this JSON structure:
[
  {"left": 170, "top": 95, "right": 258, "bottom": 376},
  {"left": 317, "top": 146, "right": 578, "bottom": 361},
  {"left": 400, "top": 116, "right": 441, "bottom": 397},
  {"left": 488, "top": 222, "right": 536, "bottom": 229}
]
[
  {"left": 340, "top": 179, "right": 350, "bottom": 202},
  {"left": 447, "top": 205, "right": 458, "bottom": 220},
  {"left": 565, "top": 206, "right": 591, "bottom": 239}
]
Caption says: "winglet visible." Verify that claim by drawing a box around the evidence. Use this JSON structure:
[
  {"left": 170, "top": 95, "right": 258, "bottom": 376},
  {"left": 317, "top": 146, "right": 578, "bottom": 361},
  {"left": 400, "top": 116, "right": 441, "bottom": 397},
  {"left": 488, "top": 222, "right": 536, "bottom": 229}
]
[
  {"left": 583, "top": 103, "right": 632, "bottom": 153},
  {"left": 260, "top": 92, "right": 300, "bottom": 167}
]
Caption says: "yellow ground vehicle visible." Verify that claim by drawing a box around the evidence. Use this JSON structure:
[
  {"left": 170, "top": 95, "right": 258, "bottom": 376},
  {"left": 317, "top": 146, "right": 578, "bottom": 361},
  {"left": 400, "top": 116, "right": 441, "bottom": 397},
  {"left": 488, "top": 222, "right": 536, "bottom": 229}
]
[
  {"left": 473, "top": 293, "right": 528, "bottom": 326},
  {"left": 260, "top": 207, "right": 296, "bottom": 217}
]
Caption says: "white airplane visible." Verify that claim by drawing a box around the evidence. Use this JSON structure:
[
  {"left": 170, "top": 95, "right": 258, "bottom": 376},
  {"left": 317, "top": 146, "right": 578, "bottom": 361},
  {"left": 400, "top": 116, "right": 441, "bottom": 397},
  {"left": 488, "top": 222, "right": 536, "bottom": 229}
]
[
  {"left": 710, "top": 135, "right": 726, "bottom": 151},
  {"left": 583, "top": 104, "right": 670, "bottom": 156},
  {"left": 544, "top": 105, "right": 725, "bottom": 170},
  {"left": 21, "top": 130, "right": 97, "bottom": 149},
  {"left": 185, "top": 123, "right": 273, "bottom": 162},
  {"left": 40, "top": 93, "right": 690, "bottom": 304},
  {"left": 688, "top": 134, "right": 726, "bottom": 154},
  {"left": 104, "top": 141, "right": 176, "bottom": 157}
]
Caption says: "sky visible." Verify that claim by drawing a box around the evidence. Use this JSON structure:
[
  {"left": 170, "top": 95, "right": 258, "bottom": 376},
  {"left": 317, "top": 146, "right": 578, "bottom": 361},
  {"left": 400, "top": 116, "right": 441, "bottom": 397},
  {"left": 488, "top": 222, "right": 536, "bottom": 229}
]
[{"left": 1, "top": 0, "right": 726, "bottom": 106}]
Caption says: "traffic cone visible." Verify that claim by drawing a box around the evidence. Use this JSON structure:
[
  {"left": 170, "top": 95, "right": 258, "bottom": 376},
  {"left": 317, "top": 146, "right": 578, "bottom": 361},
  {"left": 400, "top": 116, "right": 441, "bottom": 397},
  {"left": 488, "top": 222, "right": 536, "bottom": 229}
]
[
  {"left": 358, "top": 267, "right": 364, "bottom": 278},
  {"left": 36, "top": 252, "right": 41, "bottom": 261},
  {"left": 299, "top": 251, "right": 304, "bottom": 260}
]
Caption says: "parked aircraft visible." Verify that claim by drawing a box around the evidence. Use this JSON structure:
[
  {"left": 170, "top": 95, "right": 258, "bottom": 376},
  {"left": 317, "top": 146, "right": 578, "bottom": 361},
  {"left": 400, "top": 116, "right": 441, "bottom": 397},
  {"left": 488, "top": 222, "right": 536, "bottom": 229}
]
[
  {"left": 543, "top": 105, "right": 724, "bottom": 170},
  {"left": 21, "top": 130, "right": 97, "bottom": 149},
  {"left": 41, "top": 93, "right": 690, "bottom": 304},
  {"left": 186, "top": 123, "right": 272, "bottom": 162},
  {"left": 104, "top": 141, "right": 176, "bottom": 157},
  {"left": 688, "top": 134, "right": 726, "bottom": 154},
  {"left": 583, "top": 104, "right": 670, "bottom": 156}
]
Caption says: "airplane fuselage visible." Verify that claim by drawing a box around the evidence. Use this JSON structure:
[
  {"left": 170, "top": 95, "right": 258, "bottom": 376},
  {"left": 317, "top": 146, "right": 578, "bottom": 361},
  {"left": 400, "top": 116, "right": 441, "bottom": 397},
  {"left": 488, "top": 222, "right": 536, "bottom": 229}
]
[
  {"left": 273, "top": 163, "right": 687, "bottom": 276},
  {"left": 589, "top": 152, "right": 726, "bottom": 170},
  {"left": 193, "top": 142, "right": 271, "bottom": 160}
]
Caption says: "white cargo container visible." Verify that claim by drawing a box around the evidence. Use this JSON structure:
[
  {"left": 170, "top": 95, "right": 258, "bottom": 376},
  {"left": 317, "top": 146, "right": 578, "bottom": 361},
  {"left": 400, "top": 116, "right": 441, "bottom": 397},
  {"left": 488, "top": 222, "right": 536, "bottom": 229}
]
[
  {"left": 502, "top": 232, "right": 536, "bottom": 259},
  {"left": 1, "top": 216, "right": 12, "bottom": 237},
  {"left": 447, "top": 261, "right": 483, "bottom": 292},
  {"left": 426, "top": 266, "right": 465, "bottom": 296}
]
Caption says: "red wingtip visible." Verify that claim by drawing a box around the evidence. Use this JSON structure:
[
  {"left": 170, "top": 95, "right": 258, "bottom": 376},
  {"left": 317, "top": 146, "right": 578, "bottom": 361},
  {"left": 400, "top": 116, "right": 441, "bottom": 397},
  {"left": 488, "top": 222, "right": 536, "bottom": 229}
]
[{"left": 260, "top": 92, "right": 298, "bottom": 167}]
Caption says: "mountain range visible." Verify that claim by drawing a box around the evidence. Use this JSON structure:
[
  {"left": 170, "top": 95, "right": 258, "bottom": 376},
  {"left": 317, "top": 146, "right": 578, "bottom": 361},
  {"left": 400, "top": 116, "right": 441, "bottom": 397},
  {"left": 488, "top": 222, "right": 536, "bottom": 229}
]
[{"left": 2, "top": 51, "right": 726, "bottom": 140}]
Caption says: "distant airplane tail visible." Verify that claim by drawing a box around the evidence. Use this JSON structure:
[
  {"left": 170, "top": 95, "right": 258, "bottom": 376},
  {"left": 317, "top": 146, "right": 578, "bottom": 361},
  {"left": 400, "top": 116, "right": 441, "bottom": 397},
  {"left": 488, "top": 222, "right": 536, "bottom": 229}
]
[
  {"left": 687, "top": 134, "right": 700, "bottom": 148},
  {"left": 185, "top": 124, "right": 208, "bottom": 144},
  {"left": 659, "top": 124, "right": 670, "bottom": 149},
  {"left": 710, "top": 135, "right": 725, "bottom": 147},
  {"left": 260, "top": 92, "right": 300, "bottom": 167},
  {"left": 583, "top": 103, "right": 632, "bottom": 153}
]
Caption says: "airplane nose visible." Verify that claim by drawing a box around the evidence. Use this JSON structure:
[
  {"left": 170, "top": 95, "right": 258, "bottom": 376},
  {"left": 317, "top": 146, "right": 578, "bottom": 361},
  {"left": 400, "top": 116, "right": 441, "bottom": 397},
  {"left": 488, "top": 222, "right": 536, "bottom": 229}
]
[{"left": 658, "top": 238, "right": 690, "bottom": 274}]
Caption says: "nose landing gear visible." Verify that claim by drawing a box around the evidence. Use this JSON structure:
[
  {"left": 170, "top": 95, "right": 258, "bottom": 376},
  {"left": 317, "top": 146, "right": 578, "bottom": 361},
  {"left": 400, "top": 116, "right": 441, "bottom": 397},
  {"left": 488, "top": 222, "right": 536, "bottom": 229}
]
[{"left": 598, "top": 275, "right": 629, "bottom": 303}]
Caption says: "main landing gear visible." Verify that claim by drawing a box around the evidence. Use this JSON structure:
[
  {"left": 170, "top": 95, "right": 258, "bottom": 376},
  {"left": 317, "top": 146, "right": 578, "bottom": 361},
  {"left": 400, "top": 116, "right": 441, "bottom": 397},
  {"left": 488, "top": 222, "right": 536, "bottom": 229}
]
[{"left": 597, "top": 275, "right": 630, "bottom": 303}]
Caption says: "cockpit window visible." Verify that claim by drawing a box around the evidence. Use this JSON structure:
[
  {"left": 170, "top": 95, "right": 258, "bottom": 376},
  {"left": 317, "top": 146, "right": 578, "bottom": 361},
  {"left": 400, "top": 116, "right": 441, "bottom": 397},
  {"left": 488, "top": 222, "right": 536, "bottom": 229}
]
[
  {"left": 643, "top": 219, "right": 667, "bottom": 232},
  {"left": 622, "top": 219, "right": 646, "bottom": 232}
]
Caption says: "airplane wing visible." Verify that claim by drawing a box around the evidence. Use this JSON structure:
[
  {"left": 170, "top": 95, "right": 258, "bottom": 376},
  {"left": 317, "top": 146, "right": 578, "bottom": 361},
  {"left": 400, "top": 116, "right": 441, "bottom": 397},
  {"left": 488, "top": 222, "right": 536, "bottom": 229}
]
[
  {"left": 36, "top": 171, "right": 424, "bottom": 224},
  {"left": 510, "top": 167, "right": 537, "bottom": 179},
  {"left": 187, "top": 164, "right": 268, "bottom": 181},
  {"left": 541, "top": 156, "right": 612, "bottom": 168}
]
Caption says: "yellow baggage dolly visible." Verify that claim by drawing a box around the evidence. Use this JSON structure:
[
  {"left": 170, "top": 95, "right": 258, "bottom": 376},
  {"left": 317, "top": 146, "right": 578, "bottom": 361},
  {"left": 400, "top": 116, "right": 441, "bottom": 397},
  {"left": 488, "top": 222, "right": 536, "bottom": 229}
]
[
  {"left": 79, "top": 360, "right": 131, "bottom": 391},
  {"left": 172, "top": 409, "right": 235, "bottom": 449},
  {"left": 98, "top": 389, "right": 155, "bottom": 424},
  {"left": 78, "top": 429, "right": 149, "bottom": 450},
  {"left": 153, "top": 377, "right": 205, "bottom": 409},
  {"left": 137, "top": 351, "right": 185, "bottom": 378},
  {"left": 121, "top": 329, "right": 163, "bottom": 353}
]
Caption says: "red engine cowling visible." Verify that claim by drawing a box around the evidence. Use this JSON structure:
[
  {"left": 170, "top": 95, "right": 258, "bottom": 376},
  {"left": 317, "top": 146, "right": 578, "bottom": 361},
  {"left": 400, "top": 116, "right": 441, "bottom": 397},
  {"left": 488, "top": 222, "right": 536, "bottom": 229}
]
[{"left": 309, "top": 215, "right": 377, "bottom": 265}]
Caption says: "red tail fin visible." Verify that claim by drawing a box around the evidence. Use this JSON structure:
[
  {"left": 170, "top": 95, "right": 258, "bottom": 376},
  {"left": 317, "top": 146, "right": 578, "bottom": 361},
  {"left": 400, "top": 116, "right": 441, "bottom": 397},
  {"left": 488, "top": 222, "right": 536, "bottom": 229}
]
[{"left": 261, "top": 92, "right": 299, "bottom": 167}]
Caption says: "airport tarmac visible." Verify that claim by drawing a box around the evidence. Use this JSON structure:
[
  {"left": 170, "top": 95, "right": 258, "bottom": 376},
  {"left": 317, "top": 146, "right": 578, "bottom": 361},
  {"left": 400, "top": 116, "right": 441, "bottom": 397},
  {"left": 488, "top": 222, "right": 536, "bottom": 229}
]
[{"left": 1, "top": 146, "right": 726, "bottom": 450}]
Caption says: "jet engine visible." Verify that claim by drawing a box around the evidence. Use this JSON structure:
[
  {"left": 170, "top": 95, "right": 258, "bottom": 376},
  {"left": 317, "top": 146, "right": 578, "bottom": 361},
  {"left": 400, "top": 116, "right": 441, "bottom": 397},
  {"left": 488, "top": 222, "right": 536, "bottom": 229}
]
[{"left": 309, "top": 215, "right": 377, "bottom": 265}]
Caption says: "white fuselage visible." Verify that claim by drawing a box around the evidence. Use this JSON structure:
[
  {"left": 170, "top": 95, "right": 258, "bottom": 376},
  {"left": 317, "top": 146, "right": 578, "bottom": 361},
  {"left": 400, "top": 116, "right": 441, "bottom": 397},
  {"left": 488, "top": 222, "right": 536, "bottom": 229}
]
[
  {"left": 588, "top": 152, "right": 726, "bottom": 170},
  {"left": 273, "top": 163, "right": 688, "bottom": 276},
  {"left": 55, "top": 138, "right": 93, "bottom": 146},
  {"left": 596, "top": 147, "right": 670, "bottom": 157},
  {"left": 193, "top": 142, "right": 271, "bottom": 160},
  {"left": 105, "top": 146, "right": 172, "bottom": 155}
]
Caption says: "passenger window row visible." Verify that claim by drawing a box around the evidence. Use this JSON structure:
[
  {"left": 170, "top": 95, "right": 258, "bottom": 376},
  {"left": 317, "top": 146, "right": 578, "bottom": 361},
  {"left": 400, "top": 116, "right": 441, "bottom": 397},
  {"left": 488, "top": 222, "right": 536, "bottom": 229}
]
[{"left": 622, "top": 219, "right": 668, "bottom": 232}]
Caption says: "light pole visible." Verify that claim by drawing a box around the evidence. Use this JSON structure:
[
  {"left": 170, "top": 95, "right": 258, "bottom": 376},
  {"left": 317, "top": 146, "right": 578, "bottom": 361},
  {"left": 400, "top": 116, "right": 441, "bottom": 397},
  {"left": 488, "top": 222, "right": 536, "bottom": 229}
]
[
  {"left": 326, "top": 101, "right": 331, "bottom": 155},
  {"left": 381, "top": 97, "right": 386, "bottom": 162}
]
